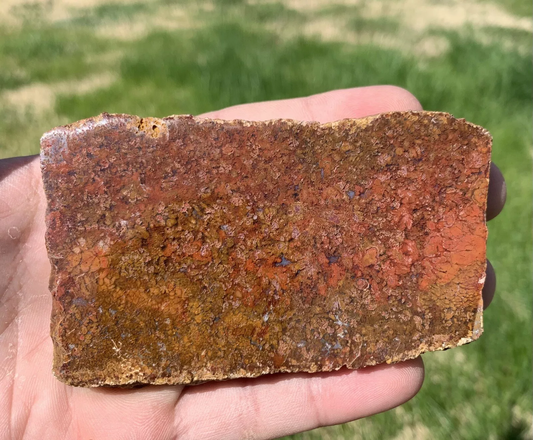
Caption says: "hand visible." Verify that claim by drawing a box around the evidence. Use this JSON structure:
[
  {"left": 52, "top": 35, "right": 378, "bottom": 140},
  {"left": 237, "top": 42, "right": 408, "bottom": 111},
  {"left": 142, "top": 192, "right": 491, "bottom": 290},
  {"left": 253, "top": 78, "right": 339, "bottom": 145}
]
[{"left": 0, "top": 86, "right": 506, "bottom": 439}]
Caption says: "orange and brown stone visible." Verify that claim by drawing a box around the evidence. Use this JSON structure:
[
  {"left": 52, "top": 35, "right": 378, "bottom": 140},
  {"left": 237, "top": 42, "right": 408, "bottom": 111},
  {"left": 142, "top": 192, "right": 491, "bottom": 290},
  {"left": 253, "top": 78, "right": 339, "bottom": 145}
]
[{"left": 40, "top": 111, "right": 491, "bottom": 387}]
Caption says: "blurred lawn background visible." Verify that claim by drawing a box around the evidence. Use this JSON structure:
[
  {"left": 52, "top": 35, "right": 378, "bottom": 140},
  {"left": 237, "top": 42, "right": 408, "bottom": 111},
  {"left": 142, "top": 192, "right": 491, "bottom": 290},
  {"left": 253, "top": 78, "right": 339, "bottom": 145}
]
[{"left": 0, "top": 0, "right": 531, "bottom": 438}]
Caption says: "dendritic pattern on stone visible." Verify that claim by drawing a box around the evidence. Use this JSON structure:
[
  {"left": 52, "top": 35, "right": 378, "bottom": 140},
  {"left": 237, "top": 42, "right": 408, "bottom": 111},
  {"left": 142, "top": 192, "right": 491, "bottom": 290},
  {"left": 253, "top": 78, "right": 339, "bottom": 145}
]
[{"left": 40, "top": 111, "right": 491, "bottom": 387}]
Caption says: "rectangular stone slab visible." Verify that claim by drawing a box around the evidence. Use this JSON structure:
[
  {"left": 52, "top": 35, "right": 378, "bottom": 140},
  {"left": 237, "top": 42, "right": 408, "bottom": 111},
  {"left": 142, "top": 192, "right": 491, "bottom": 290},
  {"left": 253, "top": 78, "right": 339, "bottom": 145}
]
[{"left": 40, "top": 111, "right": 491, "bottom": 387}]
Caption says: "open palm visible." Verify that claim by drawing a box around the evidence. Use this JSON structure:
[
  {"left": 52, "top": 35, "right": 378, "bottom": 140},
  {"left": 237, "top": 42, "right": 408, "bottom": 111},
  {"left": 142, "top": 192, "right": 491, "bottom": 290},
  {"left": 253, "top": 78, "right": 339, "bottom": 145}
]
[{"left": 1, "top": 86, "right": 505, "bottom": 439}]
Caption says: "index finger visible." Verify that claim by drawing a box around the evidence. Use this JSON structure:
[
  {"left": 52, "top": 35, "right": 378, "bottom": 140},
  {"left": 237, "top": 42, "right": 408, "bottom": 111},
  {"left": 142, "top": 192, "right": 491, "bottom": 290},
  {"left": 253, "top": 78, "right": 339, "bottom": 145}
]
[{"left": 199, "top": 85, "right": 423, "bottom": 122}]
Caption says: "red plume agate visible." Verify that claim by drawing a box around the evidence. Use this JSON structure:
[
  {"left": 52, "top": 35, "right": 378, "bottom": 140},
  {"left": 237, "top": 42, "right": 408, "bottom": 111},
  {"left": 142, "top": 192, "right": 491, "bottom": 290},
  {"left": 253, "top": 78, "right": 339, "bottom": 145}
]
[{"left": 40, "top": 111, "right": 491, "bottom": 387}]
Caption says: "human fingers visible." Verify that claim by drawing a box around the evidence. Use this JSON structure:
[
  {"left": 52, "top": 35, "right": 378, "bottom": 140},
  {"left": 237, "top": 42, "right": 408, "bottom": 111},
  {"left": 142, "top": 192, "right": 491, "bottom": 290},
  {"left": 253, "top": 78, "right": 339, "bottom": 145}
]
[
  {"left": 482, "top": 259, "right": 496, "bottom": 309},
  {"left": 483, "top": 163, "right": 506, "bottom": 309},
  {"left": 486, "top": 162, "right": 506, "bottom": 221},
  {"left": 175, "top": 359, "right": 424, "bottom": 440},
  {"left": 199, "top": 85, "right": 423, "bottom": 122}
]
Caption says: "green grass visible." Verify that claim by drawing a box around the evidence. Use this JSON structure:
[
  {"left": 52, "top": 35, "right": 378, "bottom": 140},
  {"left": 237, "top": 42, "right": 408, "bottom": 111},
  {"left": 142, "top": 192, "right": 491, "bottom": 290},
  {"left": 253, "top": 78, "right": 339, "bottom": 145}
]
[
  {"left": 0, "top": 26, "right": 111, "bottom": 88},
  {"left": 477, "top": 0, "right": 533, "bottom": 17},
  {"left": 1, "top": 0, "right": 531, "bottom": 438},
  {"left": 347, "top": 15, "right": 400, "bottom": 34}
]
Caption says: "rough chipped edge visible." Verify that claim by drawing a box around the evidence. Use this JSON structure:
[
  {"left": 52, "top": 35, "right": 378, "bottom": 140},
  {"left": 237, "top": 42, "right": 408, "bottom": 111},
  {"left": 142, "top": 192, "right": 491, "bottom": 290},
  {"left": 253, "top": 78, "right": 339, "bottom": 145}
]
[
  {"left": 39, "top": 111, "right": 492, "bottom": 171},
  {"left": 57, "top": 316, "right": 485, "bottom": 387},
  {"left": 40, "top": 110, "right": 492, "bottom": 146},
  {"left": 57, "top": 332, "right": 475, "bottom": 387}
]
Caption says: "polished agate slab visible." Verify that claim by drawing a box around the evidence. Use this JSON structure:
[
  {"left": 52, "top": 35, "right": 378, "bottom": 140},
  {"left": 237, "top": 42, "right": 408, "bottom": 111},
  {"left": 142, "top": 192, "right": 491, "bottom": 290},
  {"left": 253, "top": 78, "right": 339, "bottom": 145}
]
[{"left": 40, "top": 111, "right": 491, "bottom": 387}]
